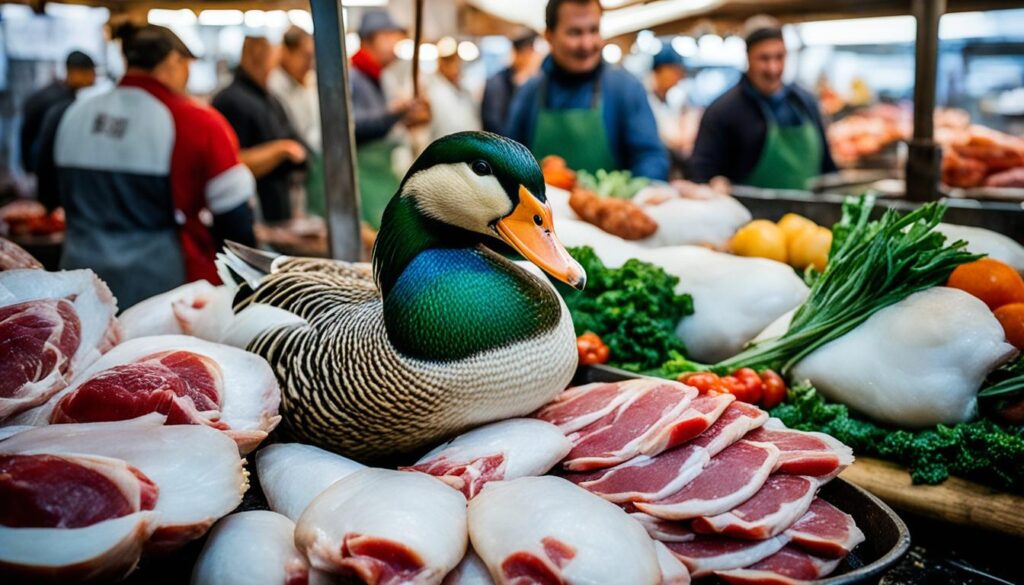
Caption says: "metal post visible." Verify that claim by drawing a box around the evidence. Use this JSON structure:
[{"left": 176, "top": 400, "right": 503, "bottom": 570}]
[
  {"left": 310, "top": 0, "right": 362, "bottom": 260},
  {"left": 906, "top": 0, "right": 946, "bottom": 202}
]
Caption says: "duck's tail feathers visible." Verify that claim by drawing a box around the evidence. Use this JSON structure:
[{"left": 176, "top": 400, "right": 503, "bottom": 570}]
[{"left": 216, "top": 241, "right": 281, "bottom": 291}]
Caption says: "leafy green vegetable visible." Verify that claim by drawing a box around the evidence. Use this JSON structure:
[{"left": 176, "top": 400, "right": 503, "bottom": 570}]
[
  {"left": 716, "top": 195, "right": 981, "bottom": 375},
  {"left": 561, "top": 246, "right": 693, "bottom": 372},
  {"left": 576, "top": 169, "right": 650, "bottom": 200},
  {"left": 772, "top": 384, "right": 1024, "bottom": 492}
]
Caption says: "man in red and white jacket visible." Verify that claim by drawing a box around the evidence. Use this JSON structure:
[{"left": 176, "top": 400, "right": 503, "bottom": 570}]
[{"left": 53, "top": 24, "right": 256, "bottom": 308}]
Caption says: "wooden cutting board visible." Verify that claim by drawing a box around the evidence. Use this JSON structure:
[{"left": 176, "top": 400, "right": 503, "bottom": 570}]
[{"left": 840, "top": 457, "right": 1024, "bottom": 537}]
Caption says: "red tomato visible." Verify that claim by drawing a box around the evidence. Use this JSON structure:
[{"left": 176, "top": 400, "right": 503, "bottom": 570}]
[
  {"left": 720, "top": 375, "right": 762, "bottom": 404},
  {"left": 680, "top": 372, "right": 725, "bottom": 395},
  {"left": 733, "top": 368, "right": 764, "bottom": 398},
  {"left": 759, "top": 369, "right": 787, "bottom": 408},
  {"left": 577, "top": 333, "right": 610, "bottom": 365}
]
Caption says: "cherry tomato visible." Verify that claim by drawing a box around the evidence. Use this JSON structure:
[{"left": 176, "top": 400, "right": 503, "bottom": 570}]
[
  {"left": 733, "top": 368, "right": 764, "bottom": 399},
  {"left": 759, "top": 369, "right": 787, "bottom": 409},
  {"left": 680, "top": 372, "right": 725, "bottom": 395},
  {"left": 576, "top": 333, "right": 610, "bottom": 365},
  {"left": 718, "top": 375, "right": 757, "bottom": 403}
]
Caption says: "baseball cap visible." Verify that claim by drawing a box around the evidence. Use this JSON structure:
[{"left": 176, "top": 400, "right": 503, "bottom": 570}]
[
  {"left": 65, "top": 50, "right": 96, "bottom": 70},
  {"left": 652, "top": 44, "right": 684, "bottom": 70},
  {"left": 358, "top": 10, "right": 406, "bottom": 39},
  {"left": 118, "top": 24, "right": 197, "bottom": 70}
]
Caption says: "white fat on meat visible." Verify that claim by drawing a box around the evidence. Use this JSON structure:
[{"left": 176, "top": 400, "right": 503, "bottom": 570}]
[
  {"left": 654, "top": 541, "right": 692, "bottom": 585},
  {"left": 662, "top": 533, "right": 792, "bottom": 578},
  {"left": 715, "top": 546, "right": 841, "bottom": 585},
  {"left": 785, "top": 498, "right": 865, "bottom": 559},
  {"left": 295, "top": 468, "right": 467, "bottom": 584},
  {"left": 535, "top": 380, "right": 654, "bottom": 434},
  {"left": 632, "top": 189, "right": 751, "bottom": 250},
  {"left": 119, "top": 280, "right": 235, "bottom": 341},
  {"left": 746, "top": 419, "right": 854, "bottom": 480},
  {"left": 691, "top": 475, "right": 820, "bottom": 540},
  {"left": 936, "top": 223, "right": 1024, "bottom": 273},
  {"left": 0, "top": 269, "right": 120, "bottom": 422},
  {"left": 0, "top": 415, "right": 247, "bottom": 552},
  {"left": 256, "top": 443, "right": 365, "bottom": 522},
  {"left": 10, "top": 335, "right": 281, "bottom": 454},
  {"left": 469, "top": 476, "right": 661, "bottom": 585},
  {"left": 791, "top": 287, "right": 1017, "bottom": 427},
  {"left": 403, "top": 418, "right": 571, "bottom": 498},
  {"left": 443, "top": 549, "right": 495, "bottom": 585},
  {"left": 192, "top": 511, "right": 310, "bottom": 585}
]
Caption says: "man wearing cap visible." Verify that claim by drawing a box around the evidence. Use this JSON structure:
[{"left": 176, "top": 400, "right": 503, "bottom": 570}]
[
  {"left": 689, "top": 17, "right": 836, "bottom": 189},
  {"left": 481, "top": 31, "right": 540, "bottom": 135},
  {"left": 19, "top": 50, "right": 95, "bottom": 176},
  {"left": 215, "top": 36, "right": 308, "bottom": 223},
  {"left": 350, "top": 9, "right": 430, "bottom": 229},
  {"left": 505, "top": 0, "right": 667, "bottom": 180},
  {"left": 648, "top": 44, "right": 689, "bottom": 169},
  {"left": 51, "top": 24, "right": 256, "bottom": 308}
]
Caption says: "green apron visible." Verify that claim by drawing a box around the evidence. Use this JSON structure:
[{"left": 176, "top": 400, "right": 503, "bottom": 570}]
[
  {"left": 305, "top": 151, "right": 326, "bottom": 218},
  {"left": 529, "top": 77, "right": 618, "bottom": 174},
  {"left": 743, "top": 98, "right": 823, "bottom": 191},
  {"left": 356, "top": 138, "right": 400, "bottom": 230}
]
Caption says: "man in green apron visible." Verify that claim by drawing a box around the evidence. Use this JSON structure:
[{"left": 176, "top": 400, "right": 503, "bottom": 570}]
[
  {"left": 689, "top": 17, "right": 838, "bottom": 190},
  {"left": 350, "top": 10, "right": 431, "bottom": 229},
  {"left": 505, "top": 0, "right": 668, "bottom": 181}
]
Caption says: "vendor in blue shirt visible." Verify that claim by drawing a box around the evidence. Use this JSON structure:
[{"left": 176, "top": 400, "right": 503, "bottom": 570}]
[
  {"left": 689, "top": 19, "right": 837, "bottom": 190},
  {"left": 505, "top": 0, "right": 668, "bottom": 181}
]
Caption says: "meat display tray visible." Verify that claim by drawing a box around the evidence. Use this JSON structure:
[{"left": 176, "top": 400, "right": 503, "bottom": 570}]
[{"left": 574, "top": 365, "right": 912, "bottom": 585}]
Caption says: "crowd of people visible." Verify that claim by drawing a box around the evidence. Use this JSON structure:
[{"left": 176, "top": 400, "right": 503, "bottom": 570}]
[{"left": 15, "top": 0, "right": 837, "bottom": 308}]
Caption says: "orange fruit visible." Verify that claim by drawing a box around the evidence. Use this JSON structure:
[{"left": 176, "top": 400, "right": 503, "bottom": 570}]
[
  {"left": 789, "top": 226, "right": 833, "bottom": 272},
  {"left": 731, "top": 220, "right": 788, "bottom": 263},
  {"left": 947, "top": 258, "right": 1024, "bottom": 310},
  {"left": 994, "top": 303, "right": 1024, "bottom": 350}
]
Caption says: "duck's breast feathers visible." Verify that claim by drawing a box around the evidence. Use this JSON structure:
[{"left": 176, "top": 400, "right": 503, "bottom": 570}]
[{"left": 383, "top": 247, "right": 563, "bottom": 362}]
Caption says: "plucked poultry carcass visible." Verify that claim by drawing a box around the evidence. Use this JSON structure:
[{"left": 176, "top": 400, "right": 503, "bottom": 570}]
[
  {"left": 256, "top": 442, "right": 365, "bottom": 522},
  {"left": 632, "top": 181, "right": 752, "bottom": 249},
  {"left": 118, "top": 280, "right": 234, "bottom": 341},
  {"left": 1, "top": 269, "right": 120, "bottom": 422},
  {"left": 192, "top": 511, "right": 312, "bottom": 585},
  {"left": 936, "top": 223, "right": 1024, "bottom": 274}
]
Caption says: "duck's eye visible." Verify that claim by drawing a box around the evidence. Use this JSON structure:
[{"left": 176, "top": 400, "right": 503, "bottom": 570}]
[{"left": 471, "top": 160, "right": 492, "bottom": 176}]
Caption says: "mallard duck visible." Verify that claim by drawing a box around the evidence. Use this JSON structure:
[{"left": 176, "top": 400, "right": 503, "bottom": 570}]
[{"left": 219, "top": 132, "right": 585, "bottom": 460}]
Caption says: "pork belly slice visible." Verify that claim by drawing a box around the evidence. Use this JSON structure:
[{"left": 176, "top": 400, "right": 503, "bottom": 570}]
[
  {"left": 635, "top": 441, "right": 780, "bottom": 520},
  {"left": 745, "top": 419, "right": 854, "bottom": 479},
  {"left": 662, "top": 533, "right": 791, "bottom": 578},
  {"left": 692, "top": 476, "right": 819, "bottom": 540},
  {"left": 715, "top": 546, "right": 841, "bottom": 585},
  {"left": 562, "top": 381, "right": 697, "bottom": 471},
  {"left": 654, "top": 541, "right": 692, "bottom": 585},
  {"left": 402, "top": 418, "right": 571, "bottom": 499},
  {"left": 630, "top": 512, "right": 696, "bottom": 543},
  {"left": 469, "top": 476, "right": 661, "bottom": 585},
  {"left": 295, "top": 468, "right": 467, "bottom": 585},
  {"left": 256, "top": 443, "right": 365, "bottom": 522},
  {"left": 640, "top": 393, "right": 735, "bottom": 456},
  {"left": 192, "top": 511, "right": 311, "bottom": 585},
  {"left": 786, "top": 498, "right": 865, "bottom": 558},
  {"left": 534, "top": 380, "right": 648, "bottom": 433}
]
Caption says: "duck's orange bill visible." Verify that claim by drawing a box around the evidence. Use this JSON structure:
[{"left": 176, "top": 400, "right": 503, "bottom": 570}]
[{"left": 496, "top": 186, "right": 586, "bottom": 290}]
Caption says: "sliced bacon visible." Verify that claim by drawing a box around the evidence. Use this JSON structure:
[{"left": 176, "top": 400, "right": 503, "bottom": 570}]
[
  {"left": 692, "top": 475, "right": 819, "bottom": 540},
  {"left": 639, "top": 393, "right": 735, "bottom": 456},
  {"left": 745, "top": 420, "right": 853, "bottom": 479},
  {"left": 635, "top": 441, "right": 780, "bottom": 520},
  {"left": 662, "top": 533, "right": 791, "bottom": 578},
  {"left": 715, "top": 546, "right": 841, "bottom": 585},
  {"left": 534, "top": 382, "right": 641, "bottom": 433},
  {"left": 630, "top": 512, "right": 696, "bottom": 543},
  {"left": 785, "top": 498, "right": 865, "bottom": 558}
]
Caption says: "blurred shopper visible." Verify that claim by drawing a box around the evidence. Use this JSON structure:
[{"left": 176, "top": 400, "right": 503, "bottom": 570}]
[
  {"left": 689, "top": 16, "right": 836, "bottom": 189},
  {"left": 350, "top": 10, "right": 430, "bottom": 229},
  {"left": 481, "top": 31, "right": 540, "bottom": 135},
  {"left": 427, "top": 51, "right": 480, "bottom": 140},
  {"left": 268, "top": 26, "right": 325, "bottom": 217},
  {"left": 214, "top": 36, "right": 306, "bottom": 223},
  {"left": 52, "top": 24, "right": 256, "bottom": 308},
  {"left": 506, "top": 0, "right": 666, "bottom": 180},
  {"left": 648, "top": 45, "right": 689, "bottom": 172},
  {"left": 20, "top": 50, "right": 96, "bottom": 175}
]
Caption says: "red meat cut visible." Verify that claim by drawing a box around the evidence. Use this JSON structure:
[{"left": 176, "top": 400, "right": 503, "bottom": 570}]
[
  {"left": 339, "top": 533, "right": 427, "bottom": 585},
  {"left": 786, "top": 498, "right": 865, "bottom": 558},
  {"left": 692, "top": 475, "right": 819, "bottom": 540},
  {"left": 404, "top": 453, "right": 504, "bottom": 499},
  {"left": 0, "top": 299, "right": 81, "bottom": 417},
  {"left": 534, "top": 382, "right": 641, "bottom": 433},
  {"left": 662, "top": 533, "right": 791, "bottom": 577},
  {"left": 51, "top": 350, "right": 226, "bottom": 428},
  {"left": 715, "top": 546, "right": 841, "bottom": 585},
  {"left": 745, "top": 420, "right": 854, "bottom": 479},
  {"left": 0, "top": 453, "right": 157, "bottom": 529},
  {"left": 640, "top": 393, "right": 735, "bottom": 456}
]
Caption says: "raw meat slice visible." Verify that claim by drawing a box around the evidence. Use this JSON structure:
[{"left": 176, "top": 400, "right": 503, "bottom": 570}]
[
  {"left": 0, "top": 453, "right": 157, "bottom": 529},
  {"left": 573, "top": 444, "right": 709, "bottom": 503},
  {"left": 119, "top": 280, "right": 234, "bottom": 341},
  {"left": 469, "top": 476, "right": 661, "bottom": 585},
  {"left": 635, "top": 441, "right": 780, "bottom": 520},
  {"left": 403, "top": 418, "right": 571, "bottom": 498},
  {"left": 630, "top": 512, "right": 695, "bottom": 543},
  {"left": 256, "top": 443, "right": 365, "bottom": 522},
  {"left": 0, "top": 237, "right": 42, "bottom": 270},
  {"left": 443, "top": 549, "right": 494, "bottom": 585},
  {"left": 690, "top": 402, "right": 769, "bottom": 453},
  {"left": 534, "top": 380, "right": 649, "bottom": 433},
  {"left": 0, "top": 511, "right": 157, "bottom": 583},
  {"left": 716, "top": 546, "right": 841, "bottom": 584},
  {"left": 295, "top": 468, "right": 467, "bottom": 584},
  {"left": 654, "top": 541, "right": 692, "bottom": 585},
  {"left": 563, "top": 381, "right": 698, "bottom": 471},
  {"left": 0, "top": 415, "right": 246, "bottom": 552},
  {"left": 786, "top": 498, "right": 865, "bottom": 558},
  {"left": 692, "top": 476, "right": 819, "bottom": 540},
  {"left": 1, "top": 299, "right": 81, "bottom": 421},
  {"left": 745, "top": 419, "right": 853, "bottom": 479},
  {"left": 192, "top": 511, "right": 310, "bottom": 585},
  {"left": 662, "top": 533, "right": 791, "bottom": 578},
  {"left": 641, "top": 393, "right": 735, "bottom": 456},
  {"left": 13, "top": 335, "right": 280, "bottom": 454}
]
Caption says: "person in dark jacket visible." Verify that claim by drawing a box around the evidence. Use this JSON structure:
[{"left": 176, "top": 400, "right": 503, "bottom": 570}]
[
  {"left": 214, "top": 36, "right": 307, "bottom": 223},
  {"left": 20, "top": 50, "right": 95, "bottom": 175},
  {"left": 505, "top": 0, "right": 667, "bottom": 180},
  {"left": 688, "top": 17, "right": 837, "bottom": 189},
  {"left": 480, "top": 31, "right": 539, "bottom": 135}
]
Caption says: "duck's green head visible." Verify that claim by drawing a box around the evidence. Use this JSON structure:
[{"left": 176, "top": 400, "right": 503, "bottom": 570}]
[{"left": 375, "top": 131, "right": 586, "bottom": 293}]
